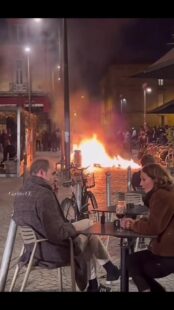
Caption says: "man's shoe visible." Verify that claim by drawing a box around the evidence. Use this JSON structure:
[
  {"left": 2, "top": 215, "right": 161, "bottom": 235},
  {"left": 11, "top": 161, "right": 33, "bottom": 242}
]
[
  {"left": 86, "top": 284, "right": 98, "bottom": 292},
  {"left": 87, "top": 284, "right": 111, "bottom": 292},
  {"left": 142, "top": 289, "right": 151, "bottom": 292},
  {"left": 98, "top": 284, "right": 111, "bottom": 292},
  {"left": 106, "top": 267, "right": 120, "bottom": 285}
]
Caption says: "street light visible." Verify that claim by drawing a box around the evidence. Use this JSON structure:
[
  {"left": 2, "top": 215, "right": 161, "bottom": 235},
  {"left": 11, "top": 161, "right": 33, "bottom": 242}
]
[
  {"left": 33, "top": 18, "right": 42, "bottom": 23},
  {"left": 24, "top": 46, "right": 31, "bottom": 113},
  {"left": 52, "top": 65, "right": 61, "bottom": 94},
  {"left": 25, "top": 20, "right": 42, "bottom": 112},
  {"left": 142, "top": 83, "right": 152, "bottom": 129},
  {"left": 120, "top": 94, "right": 127, "bottom": 113}
]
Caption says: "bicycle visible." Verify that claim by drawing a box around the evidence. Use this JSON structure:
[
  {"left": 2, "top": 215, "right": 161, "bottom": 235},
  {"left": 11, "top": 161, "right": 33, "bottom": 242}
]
[{"left": 60, "top": 166, "right": 98, "bottom": 222}]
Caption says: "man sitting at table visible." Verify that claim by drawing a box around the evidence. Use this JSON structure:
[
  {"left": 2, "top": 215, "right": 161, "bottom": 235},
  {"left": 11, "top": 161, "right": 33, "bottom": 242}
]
[{"left": 12, "top": 158, "right": 120, "bottom": 292}]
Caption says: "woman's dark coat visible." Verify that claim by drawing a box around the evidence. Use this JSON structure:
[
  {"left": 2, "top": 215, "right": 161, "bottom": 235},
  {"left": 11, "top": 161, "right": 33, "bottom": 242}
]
[{"left": 132, "top": 188, "right": 174, "bottom": 257}]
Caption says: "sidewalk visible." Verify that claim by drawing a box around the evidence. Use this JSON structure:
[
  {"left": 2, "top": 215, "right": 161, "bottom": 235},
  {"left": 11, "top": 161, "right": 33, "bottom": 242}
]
[{"left": 0, "top": 152, "right": 174, "bottom": 291}]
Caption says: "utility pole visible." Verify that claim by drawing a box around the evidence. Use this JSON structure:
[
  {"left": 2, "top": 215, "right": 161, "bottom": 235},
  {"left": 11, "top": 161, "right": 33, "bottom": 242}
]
[
  {"left": 24, "top": 47, "right": 31, "bottom": 113},
  {"left": 142, "top": 83, "right": 152, "bottom": 130},
  {"left": 63, "top": 18, "right": 71, "bottom": 178}
]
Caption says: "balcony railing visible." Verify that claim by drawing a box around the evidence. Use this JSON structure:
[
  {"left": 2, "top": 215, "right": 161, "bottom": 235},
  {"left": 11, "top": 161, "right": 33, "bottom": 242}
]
[{"left": 9, "top": 82, "right": 28, "bottom": 92}]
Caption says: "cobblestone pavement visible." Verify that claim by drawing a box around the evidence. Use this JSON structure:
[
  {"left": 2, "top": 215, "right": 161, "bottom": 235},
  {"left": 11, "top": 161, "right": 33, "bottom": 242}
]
[{"left": 1, "top": 152, "right": 174, "bottom": 292}]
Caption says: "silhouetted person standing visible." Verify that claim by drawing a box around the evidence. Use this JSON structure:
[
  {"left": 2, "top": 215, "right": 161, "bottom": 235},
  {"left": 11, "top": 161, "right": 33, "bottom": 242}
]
[{"left": 1, "top": 139, "right": 16, "bottom": 163}]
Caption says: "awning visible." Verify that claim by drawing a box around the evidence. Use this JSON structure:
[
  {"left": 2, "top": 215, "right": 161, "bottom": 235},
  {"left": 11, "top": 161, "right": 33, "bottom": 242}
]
[
  {"left": 133, "top": 48, "right": 174, "bottom": 79},
  {"left": 148, "top": 99, "right": 174, "bottom": 114},
  {"left": 0, "top": 94, "right": 51, "bottom": 113}
]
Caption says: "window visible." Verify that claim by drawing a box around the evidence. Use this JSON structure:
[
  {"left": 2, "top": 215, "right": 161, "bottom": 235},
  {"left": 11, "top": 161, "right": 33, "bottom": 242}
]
[
  {"left": 9, "top": 24, "right": 24, "bottom": 43},
  {"left": 16, "top": 24, "right": 23, "bottom": 43},
  {"left": 158, "top": 79, "right": 164, "bottom": 86},
  {"left": 16, "top": 60, "right": 23, "bottom": 84}
]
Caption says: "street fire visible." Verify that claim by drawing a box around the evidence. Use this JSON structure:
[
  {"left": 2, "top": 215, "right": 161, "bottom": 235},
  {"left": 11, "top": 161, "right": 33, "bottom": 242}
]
[{"left": 72, "top": 135, "right": 140, "bottom": 169}]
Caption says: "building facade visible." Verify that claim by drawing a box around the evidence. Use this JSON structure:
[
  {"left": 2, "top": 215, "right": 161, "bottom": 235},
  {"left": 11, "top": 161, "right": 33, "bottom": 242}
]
[
  {"left": 101, "top": 63, "right": 174, "bottom": 129},
  {"left": 0, "top": 18, "right": 62, "bottom": 134}
]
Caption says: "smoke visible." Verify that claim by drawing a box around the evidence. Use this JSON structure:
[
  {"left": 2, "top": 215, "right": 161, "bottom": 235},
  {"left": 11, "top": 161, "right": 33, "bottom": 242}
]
[
  {"left": 67, "top": 18, "right": 138, "bottom": 96},
  {"left": 50, "top": 84, "right": 130, "bottom": 156},
  {"left": 70, "top": 90, "right": 103, "bottom": 142},
  {"left": 50, "top": 91, "right": 64, "bottom": 130},
  {"left": 49, "top": 19, "right": 141, "bottom": 156},
  {"left": 50, "top": 88, "right": 110, "bottom": 145}
]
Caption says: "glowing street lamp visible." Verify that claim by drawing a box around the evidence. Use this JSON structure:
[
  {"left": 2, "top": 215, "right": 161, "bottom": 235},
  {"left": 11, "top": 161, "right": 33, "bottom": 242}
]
[
  {"left": 142, "top": 83, "right": 152, "bottom": 129},
  {"left": 120, "top": 94, "right": 127, "bottom": 113},
  {"left": 24, "top": 46, "right": 32, "bottom": 113},
  {"left": 33, "top": 18, "right": 42, "bottom": 23},
  {"left": 52, "top": 65, "right": 61, "bottom": 93}
]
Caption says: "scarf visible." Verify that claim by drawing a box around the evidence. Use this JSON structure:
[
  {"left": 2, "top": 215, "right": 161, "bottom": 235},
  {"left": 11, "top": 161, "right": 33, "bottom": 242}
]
[{"left": 142, "top": 188, "right": 156, "bottom": 208}]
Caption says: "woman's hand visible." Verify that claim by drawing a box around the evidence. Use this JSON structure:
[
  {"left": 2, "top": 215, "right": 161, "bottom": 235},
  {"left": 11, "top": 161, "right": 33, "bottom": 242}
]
[{"left": 121, "top": 218, "right": 135, "bottom": 230}]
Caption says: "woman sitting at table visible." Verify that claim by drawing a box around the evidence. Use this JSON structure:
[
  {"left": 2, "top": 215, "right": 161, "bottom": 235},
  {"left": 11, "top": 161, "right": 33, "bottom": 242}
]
[
  {"left": 122, "top": 163, "right": 174, "bottom": 292},
  {"left": 131, "top": 154, "right": 155, "bottom": 192}
]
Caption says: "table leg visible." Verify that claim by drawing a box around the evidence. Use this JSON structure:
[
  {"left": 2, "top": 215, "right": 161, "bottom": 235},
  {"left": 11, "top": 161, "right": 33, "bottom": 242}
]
[{"left": 120, "top": 238, "right": 129, "bottom": 292}]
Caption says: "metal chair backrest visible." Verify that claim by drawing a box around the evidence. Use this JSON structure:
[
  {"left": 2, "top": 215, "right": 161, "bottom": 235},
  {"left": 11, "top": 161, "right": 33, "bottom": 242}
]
[
  {"left": 19, "top": 226, "right": 47, "bottom": 244},
  {"left": 115, "top": 192, "right": 125, "bottom": 203},
  {"left": 125, "top": 192, "right": 143, "bottom": 206},
  {"left": 9, "top": 225, "right": 76, "bottom": 292}
]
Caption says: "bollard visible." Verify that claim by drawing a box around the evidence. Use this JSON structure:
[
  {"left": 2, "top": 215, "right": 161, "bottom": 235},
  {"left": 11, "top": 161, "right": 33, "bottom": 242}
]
[
  {"left": 0, "top": 219, "right": 17, "bottom": 291},
  {"left": 73, "top": 150, "right": 82, "bottom": 168},
  {"left": 23, "top": 152, "right": 27, "bottom": 184},
  {"left": 106, "top": 172, "right": 111, "bottom": 208},
  {"left": 127, "top": 166, "right": 132, "bottom": 192},
  {"left": 60, "top": 130, "right": 65, "bottom": 172},
  {"left": 75, "top": 182, "right": 82, "bottom": 214}
]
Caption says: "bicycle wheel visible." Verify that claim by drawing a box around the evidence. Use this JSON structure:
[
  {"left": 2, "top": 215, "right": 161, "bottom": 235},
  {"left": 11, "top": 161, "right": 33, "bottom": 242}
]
[
  {"left": 88, "top": 191, "right": 98, "bottom": 209},
  {"left": 61, "top": 198, "right": 78, "bottom": 223},
  {"left": 82, "top": 191, "right": 98, "bottom": 212},
  {"left": 80, "top": 191, "right": 98, "bottom": 221}
]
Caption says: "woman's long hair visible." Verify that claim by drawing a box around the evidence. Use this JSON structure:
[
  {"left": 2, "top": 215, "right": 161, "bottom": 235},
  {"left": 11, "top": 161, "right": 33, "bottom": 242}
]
[{"left": 142, "top": 163, "right": 174, "bottom": 191}]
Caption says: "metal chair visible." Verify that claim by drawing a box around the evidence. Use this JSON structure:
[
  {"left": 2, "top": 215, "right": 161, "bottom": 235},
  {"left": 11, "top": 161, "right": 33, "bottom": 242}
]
[
  {"left": 115, "top": 192, "right": 125, "bottom": 203},
  {"left": 98, "top": 192, "right": 125, "bottom": 252},
  {"left": 125, "top": 192, "right": 147, "bottom": 252},
  {"left": 125, "top": 192, "right": 143, "bottom": 206},
  {"left": 9, "top": 226, "right": 76, "bottom": 292}
]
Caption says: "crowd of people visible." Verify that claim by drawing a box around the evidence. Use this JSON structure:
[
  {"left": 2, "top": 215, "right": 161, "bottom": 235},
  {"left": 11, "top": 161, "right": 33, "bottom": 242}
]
[
  {"left": 36, "top": 129, "right": 61, "bottom": 152},
  {"left": 116, "top": 125, "right": 174, "bottom": 157}
]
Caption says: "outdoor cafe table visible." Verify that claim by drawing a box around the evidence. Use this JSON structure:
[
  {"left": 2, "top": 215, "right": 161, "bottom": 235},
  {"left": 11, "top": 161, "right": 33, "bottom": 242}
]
[
  {"left": 82, "top": 222, "right": 156, "bottom": 292},
  {"left": 90, "top": 204, "right": 149, "bottom": 221}
]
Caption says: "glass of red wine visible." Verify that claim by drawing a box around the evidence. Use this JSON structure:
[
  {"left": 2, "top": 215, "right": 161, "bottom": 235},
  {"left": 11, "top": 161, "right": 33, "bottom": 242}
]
[{"left": 116, "top": 200, "right": 126, "bottom": 229}]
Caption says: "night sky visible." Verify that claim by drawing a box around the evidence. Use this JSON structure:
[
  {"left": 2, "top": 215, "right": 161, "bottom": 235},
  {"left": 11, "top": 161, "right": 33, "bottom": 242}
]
[{"left": 67, "top": 18, "right": 174, "bottom": 96}]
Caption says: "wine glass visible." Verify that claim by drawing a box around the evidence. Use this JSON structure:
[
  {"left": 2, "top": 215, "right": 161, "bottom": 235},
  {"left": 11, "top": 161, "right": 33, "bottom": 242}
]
[{"left": 116, "top": 200, "right": 126, "bottom": 228}]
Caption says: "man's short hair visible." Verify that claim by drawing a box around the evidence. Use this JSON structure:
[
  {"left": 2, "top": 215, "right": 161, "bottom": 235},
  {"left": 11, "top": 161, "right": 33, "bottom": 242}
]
[
  {"left": 30, "top": 159, "right": 50, "bottom": 175},
  {"left": 140, "top": 154, "right": 155, "bottom": 167}
]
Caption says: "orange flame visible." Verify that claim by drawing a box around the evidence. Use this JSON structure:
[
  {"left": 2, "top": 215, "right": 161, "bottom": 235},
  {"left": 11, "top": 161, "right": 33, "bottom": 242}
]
[{"left": 72, "top": 135, "right": 140, "bottom": 169}]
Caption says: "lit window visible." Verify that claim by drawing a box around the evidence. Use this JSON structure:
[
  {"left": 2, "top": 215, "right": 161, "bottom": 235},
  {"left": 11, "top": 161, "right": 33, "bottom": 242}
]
[{"left": 158, "top": 79, "right": 164, "bottom": 86}]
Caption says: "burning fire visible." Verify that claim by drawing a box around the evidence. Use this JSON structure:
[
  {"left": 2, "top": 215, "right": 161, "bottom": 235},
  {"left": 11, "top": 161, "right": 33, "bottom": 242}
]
[{"left": 72, "top": 135, "right": 140, "bottom": 169}]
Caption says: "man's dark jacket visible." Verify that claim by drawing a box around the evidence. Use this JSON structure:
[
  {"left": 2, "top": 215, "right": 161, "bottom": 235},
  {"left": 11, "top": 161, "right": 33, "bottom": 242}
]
[
  {"left": 131, "top": 170, "right": 141, "bottom": 191},
  {"left": 13, "top": 175, "right": 87, "bottom": 290}
]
